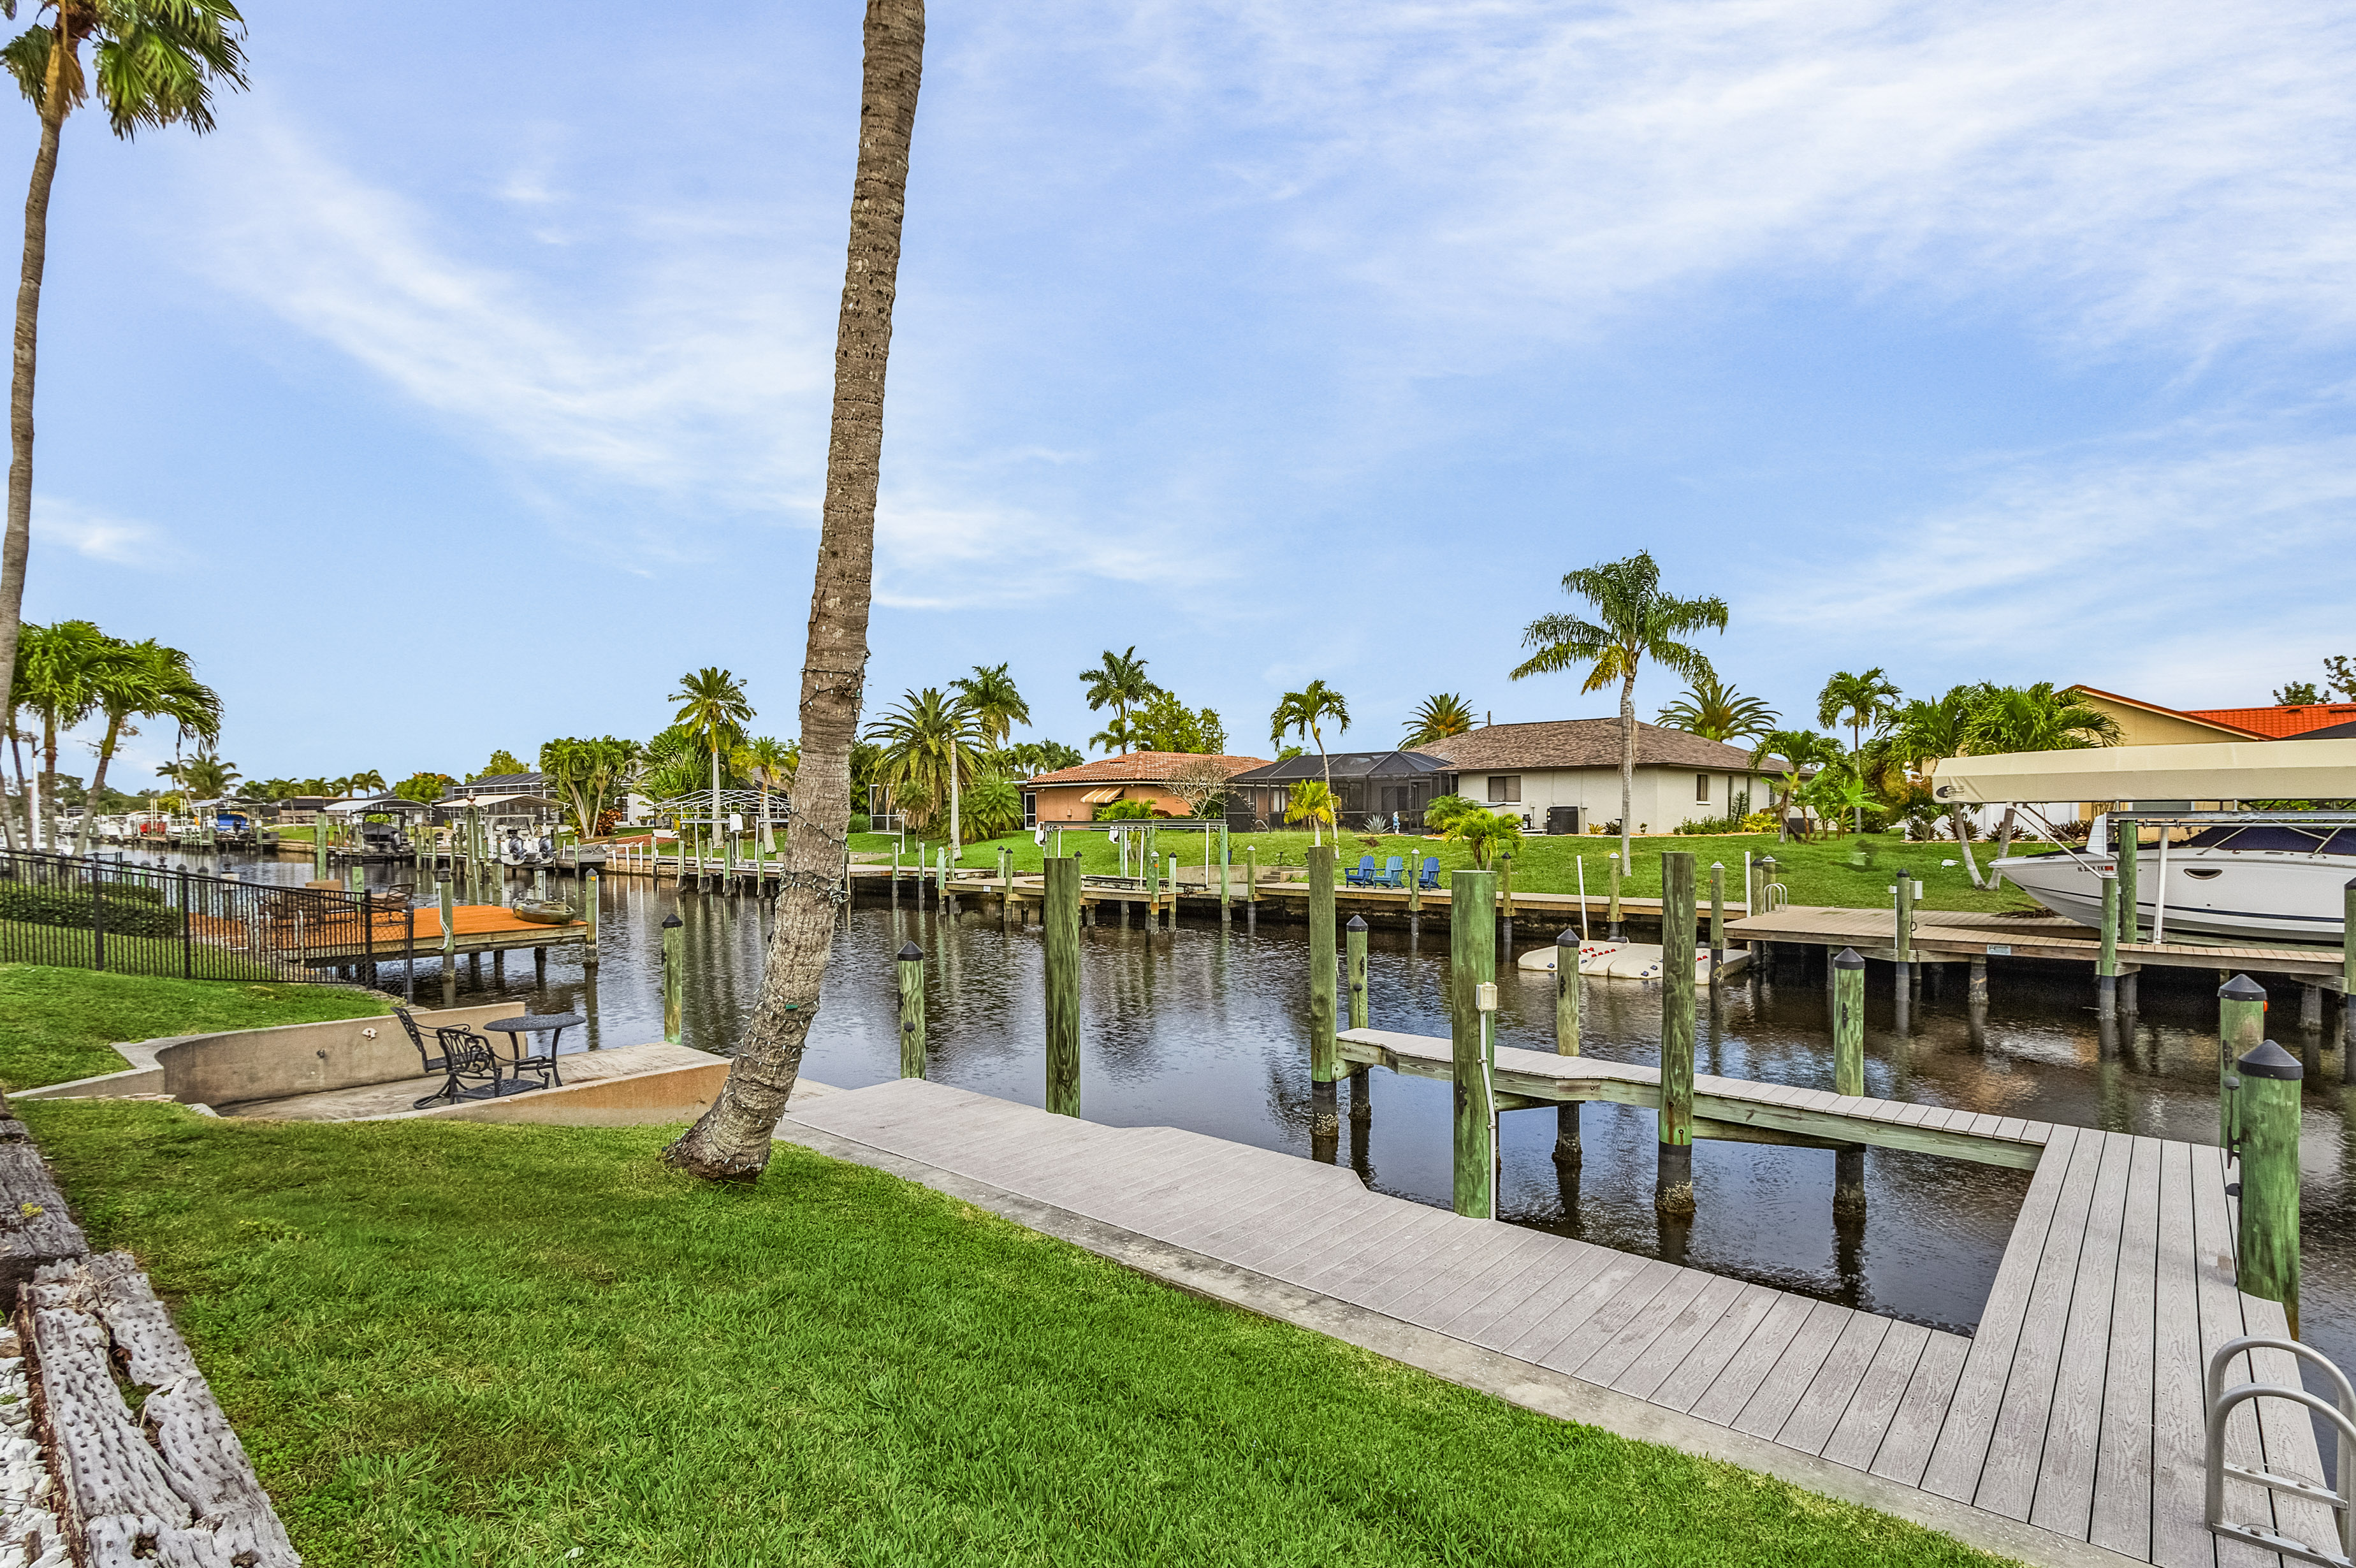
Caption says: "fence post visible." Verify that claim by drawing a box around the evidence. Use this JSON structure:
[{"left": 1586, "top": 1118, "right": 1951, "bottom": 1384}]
[
  {"left": 2235, "top": 1038, "right": 2303, "bottom": 1335},
  {"left": 1555, "top": 926, "right": 1581, "bottom": 1166},
  {"left": 660, "top": 913, "right": 683, "bottom": 1046},
  {"left": 1045, "top": 855, "right": 1080, "bottom": 1116},
  {"left": 1346, "top": 913, "right": 1368, "bottom": 1031},
  {"left": 1450, "top": 867, "right": 1498, "bottom": 1219},
  {"left": 89, "top": 859, "right": 104, "bottom": 973},
  {"left": 897, "top": 941, "right": 926, "bottom": 1078},
  {"left": 2220, "top": 974, "right": 2265, "bottom": 1150},
  {"left": 1657, "top": 852, "right": 1697, "bottom": 1215},
  {"left": 1834, "top": 947, "right": 1865, "bottom": 1096},
  {"left": 1308, "top": 845, "right": 1338, "bottom": 1138},
  {"left": 179, "top": 866, "right": 193, "bottom": 979}
]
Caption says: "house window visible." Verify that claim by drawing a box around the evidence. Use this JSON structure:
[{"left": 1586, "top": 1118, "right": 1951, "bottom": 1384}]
[
  {"left": 1487, "top": 775, "right": 1521, "bottom": 804},
  {"left": 1696, "top": 773, "right": 1710, "bottom": 803}
]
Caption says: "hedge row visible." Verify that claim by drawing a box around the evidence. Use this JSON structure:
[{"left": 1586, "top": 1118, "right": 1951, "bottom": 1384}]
[{"left": 0, "top": 885, "right": 186, "bottom": 938}]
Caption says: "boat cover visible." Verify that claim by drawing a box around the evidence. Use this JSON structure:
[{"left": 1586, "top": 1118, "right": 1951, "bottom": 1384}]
[
  {"left": 2180, "top": 825, "right": 2356, "bottom": 855},
  {"left": 1931, "top": 738, "right": 2356, "bottom": 803}
]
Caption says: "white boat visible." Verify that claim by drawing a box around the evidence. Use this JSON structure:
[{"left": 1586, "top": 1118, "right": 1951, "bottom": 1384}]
[{"left": 1994, "top": 814, "right": 2355, "bottom": 947}]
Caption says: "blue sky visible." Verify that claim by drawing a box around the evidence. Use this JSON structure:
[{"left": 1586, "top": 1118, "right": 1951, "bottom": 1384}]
[{"left": 18, "top": 0, "right": 2356, "bottom": 788}]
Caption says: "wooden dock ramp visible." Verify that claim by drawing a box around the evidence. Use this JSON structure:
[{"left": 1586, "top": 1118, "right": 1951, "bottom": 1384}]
[{"left": 779, "top": 1077, "right": 2328, "bottom": 1567}]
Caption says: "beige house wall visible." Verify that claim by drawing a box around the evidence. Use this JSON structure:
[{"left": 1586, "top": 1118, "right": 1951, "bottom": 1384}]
[
  {"left": 2073, "top": 692, "right": 2254, "bottom": 748},
  {"left": 1032, "top": 782, "right": 1193, "bottom": 824},
  {"left": 1461, "top": 765, "right": 1772, "bottom": 833}
]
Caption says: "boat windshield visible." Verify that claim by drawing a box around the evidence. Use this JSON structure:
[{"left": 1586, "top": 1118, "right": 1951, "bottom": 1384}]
[{"left": 2180, "top": 824, "right": 2356, "bottom": 856}]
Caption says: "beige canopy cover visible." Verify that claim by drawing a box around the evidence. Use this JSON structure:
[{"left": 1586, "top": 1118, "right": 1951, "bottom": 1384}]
[{"left": 1930, "top": 738, "right": 2356, "bottom": 804}]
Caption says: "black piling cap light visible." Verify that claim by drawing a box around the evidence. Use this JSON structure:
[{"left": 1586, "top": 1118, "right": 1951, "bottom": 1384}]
[
  {"left": 898, "top": 941, "right": 923, "bottom": 961},
  {"left": 661, "top": 913, "right": 682, "bottom": 929},
  {"left": 1835, "top": 947, "right": 1865, "bottom": 969},
  {"left": 2220, "top": 973, "right": 2266, "bottom": 1001},
  {"left": 1557, "top": 927, "right": 1578, "bottom": 945},
  {"left": 1346, "top": 915, "right": 1368, "bottom": 931},
  {"left": 2237, "top": 1039, "right": 2304, "bottom": 1081}
]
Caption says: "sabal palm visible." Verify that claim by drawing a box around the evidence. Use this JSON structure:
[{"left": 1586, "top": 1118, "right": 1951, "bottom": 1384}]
[
  {"left": 1401, "top": 692, "right": 1474, "bottom": 747},
  {"left": 1512, "top": 551, "right": 1727, "bottom": 869},
  {"left": 75, "top": 637, "right": 217, "bottom": 853},
  {"left": 864, "top": 688, "right": 979, "bottom": 841},
  {"left": 950, "top": 662, "right": 1029, "bottom": 753},
  {"left": 671, "top": 665, "right": 753, "bottom": 839},
  {"left": 0, "top": 1, "right": 247, "bottom": 790},
  {"left": 1269, "top": 679, "right": 1349, "bottom": 846},
  {"left": 1079, "top": 646, "right": 1158, "bottom": 744},
  {"left": 1655, "top": 671, "right": 1777, "bottom": 743}
]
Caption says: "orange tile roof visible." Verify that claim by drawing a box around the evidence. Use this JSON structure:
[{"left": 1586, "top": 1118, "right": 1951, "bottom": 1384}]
[
  {"left": 2183, "top": 703, "right": 2356, "bottom": 738},
  {"left": 1024, "top": 751, "right": 1272, "bottom": 787}
]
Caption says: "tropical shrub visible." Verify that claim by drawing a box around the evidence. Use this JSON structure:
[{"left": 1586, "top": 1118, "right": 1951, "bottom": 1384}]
[
  {"left": 1422, "top": 794, "right": 1483, "bottom": 834},
  {"left": 1448, "top": 809, "right": 1523, "bottom": 869},
  {"left": 963, "top": 775, "right": 1023, "bottom": 841},
  {"left": 848, "top": 814, "right": 872, "bottom": 834},
  {"left": 0, "top": 884, "right": 182, "bottom": 937},
  {"left": 1096, "top": 798, "right": 1155, "bottom": 821}
]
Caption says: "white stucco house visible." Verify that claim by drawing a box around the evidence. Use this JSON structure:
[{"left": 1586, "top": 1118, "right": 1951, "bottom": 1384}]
[{"left": 1414, "top": 719, "right": 1784, "bottom": 835}]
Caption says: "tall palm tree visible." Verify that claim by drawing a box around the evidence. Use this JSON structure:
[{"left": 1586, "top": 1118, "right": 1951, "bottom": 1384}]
[
  {"left": 670, "top": 665, "right": 753, "bottom": 848},
  {"left": 864, "top": 689, "right": 977, "bottom": 843},
  {"left": 736, "top": 735, "right": 796, "bottom": 853},
  {"left": 74, "top": 637, "right": 217, "bottom": 853},
  {"left": 1078, "top": 646, "right": 1159, "bottom": 748},
  {"left": 667, "top": 0, "right": 925, "bottom": 1180},
  {"left": 1816, "top": 668, "right": 1901, "bottom": 832},
  {"left": 1511, "top": 551, "right": 1727, "bottom": 871},
  {"left": 345, "top": 767, "right": 386, "bottom": 794},
  {"left": 1401, "top": 692, "right": 1475, "bottom": 747},
  {"left": 0, "top": 2, "right": 247, "bottom": 778},
  {"left": 1269, "top": 679, "right": 1349, "bottom": 846},
  {"left": 1655, "top": 672, "right": 1777, "bottom": 743},
  {"left": 950, "top": 662, "right": 1029, "bottom": 753}
]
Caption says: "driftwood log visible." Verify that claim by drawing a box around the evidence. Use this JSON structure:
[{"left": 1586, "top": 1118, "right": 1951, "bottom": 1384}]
[
  {"left": 18, "top": 1252, "right": 298, "bottom": 1567},
  {"left": 0, "top": 1119, "right": 88, "bottom": 1291}
]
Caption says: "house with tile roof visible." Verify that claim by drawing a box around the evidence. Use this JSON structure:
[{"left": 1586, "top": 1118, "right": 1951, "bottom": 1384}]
[
  {"left": 1411, "top": 720, "right": 1784, "bottom": 835},
  {"left": 1021, "top": 751, "right": 1272, "bottom": 825},
  {"left": 2063, "top": 685, "right": 2272, "bottom": 746}
]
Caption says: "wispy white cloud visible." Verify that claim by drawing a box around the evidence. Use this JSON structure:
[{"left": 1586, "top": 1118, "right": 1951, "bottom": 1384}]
[{"left": 33, "top": 498, "right": 181, "bottom": 569}]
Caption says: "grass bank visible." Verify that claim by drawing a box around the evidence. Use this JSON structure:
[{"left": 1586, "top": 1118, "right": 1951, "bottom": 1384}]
[
  {"left": 0, "top": 966, "right": 387, "bottom": 1091},
  {"left": 23, "top": 1101, "right": 1999, "bottom": 1568},
  {"left": 908, "top": 829, "right": 2051, "bottom": 914}
]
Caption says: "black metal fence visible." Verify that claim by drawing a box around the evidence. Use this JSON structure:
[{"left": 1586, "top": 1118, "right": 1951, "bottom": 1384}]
[{"left": 0, "top": 849, "right": 414, "bottom": 985}]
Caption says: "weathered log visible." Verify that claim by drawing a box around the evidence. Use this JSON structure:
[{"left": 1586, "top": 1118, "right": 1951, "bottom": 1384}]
[{"left": 0, "top": 1136, "right": 88, "bottom": 1293}]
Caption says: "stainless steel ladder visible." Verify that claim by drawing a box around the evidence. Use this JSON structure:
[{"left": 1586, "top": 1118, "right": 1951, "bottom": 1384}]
[{"left": 2208, "top": 1335, "right": 2356, "bottom": 1567}]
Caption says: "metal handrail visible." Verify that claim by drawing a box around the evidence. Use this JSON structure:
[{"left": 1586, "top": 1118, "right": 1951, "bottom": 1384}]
[
  {"left": 2207, "top": 1336, "right": 2356, "bottom": 1566},
  {"left": 1763, "top": 882, "right": 1791, "bottom": 912}
]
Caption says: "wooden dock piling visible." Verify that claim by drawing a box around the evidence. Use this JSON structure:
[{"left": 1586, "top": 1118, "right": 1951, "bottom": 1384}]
[
  {"left": 1833, "top": 946, "right": 1865, "bottom": 1098},
  {"left": 1308, "top": 846, "right": 1339, "bottom": 1138},
  {"left": 1449, "top": 867, "right": 1497, "bottom": 1219},
  {"left": 1499, "top": 855, "right": 1515, "bottom": 948},
  {"left": 1045, "top": 856, "right": 1080, "bottom": 1117},
  {"left": 1893, "top": 869, "right": 1914, "bottom": 1001},
  {"left": 1606, "top": 851, "right": 1623, "bottom": 940},
  {"left": 1708, "top": 862, "right": 1724, "bottom": 985},
  {"left": 2219, "top": 974, "right": 2264, "bottom": 1149},
  {"left": 660, "top": 913, "right": 683, "bottom": 1046},
  {"left": 1657, "top": 851, "right": 1696, "bottom": 1216},
  {"left": 2097, "top": 874, "right": 2120, "bottom": 1020},
  {"left": 2345, "top": 876, "right": 2356, "bottom": 1082},
  {"left": 2235, "top": 1038, "right": 2304, "bottom": 1333},
  {"left": 1345, "top": 914, "right": 1368, "bottom": 1031},
  {"left": 897, "top": 941, "right": 926, "bottom": 1078},
  {"left": 1246, "top": 845, "right": 1259, "bottom": 929},
  {"left": 583, "top": 868, "right": 599, "bottom": 967},
  {"left": 1553, "top": 927, "right": 1580, "bottom": 1167},
  {"left": 2116, "top": 816, "right": 2139, "bottom": 945},
  {"left": 1218, "top": 826, "right": 1231, "bottom": 924}
]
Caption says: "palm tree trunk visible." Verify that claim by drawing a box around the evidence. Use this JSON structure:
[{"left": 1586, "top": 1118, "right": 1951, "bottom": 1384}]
[
  {"left": 710, "top": 746, "right": 721, "bottom": 857},
  {"left": 949, "top": 754, "right": 961, "bottom": 856},
  {"left": 665, "top": 0, "right": 924, "bottom": 1179},
  {"left": 1949, "top": 804, "right": 1989, "bottom": 889},
  {"left": 1617, "top": 672, "right": 1636, "bottom": 872},
  {"left": 38, "top": 711, "right": 58, "bottom": 852},
  {"left": 73, "top": 711, "right": 120, "bottom": 856},
  {"left": 0, "top": 112, "right": 60, "bottom": 792},
  {"left": 1995, "top": 806, "right": 2018, "bottom": 864},
  {"left": 1315, "top": 734, "right": 1331, "bottom": 848}
]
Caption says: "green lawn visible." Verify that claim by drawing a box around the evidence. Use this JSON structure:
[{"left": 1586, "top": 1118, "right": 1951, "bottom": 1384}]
[
  {"left": 0, "top": 966, "right": 388, "bottom": 1091},
  {"left": 906, "top": 828, "right": 2051, "bottom": 914},
  {"left": 22, "top": 1101, "right": 2001, "bottom": 1568}
]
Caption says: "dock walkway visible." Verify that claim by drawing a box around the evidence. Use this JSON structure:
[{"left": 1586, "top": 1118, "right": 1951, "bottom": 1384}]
[{"left": 779, "top": 1076, "right": 2327, "bottom": 1568}]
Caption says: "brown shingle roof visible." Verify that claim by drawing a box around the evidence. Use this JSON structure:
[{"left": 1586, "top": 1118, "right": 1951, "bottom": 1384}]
[
  {"left": 1024, "top": 751, "right": 1272, "bottom": 787},
  {"left": 1417, "top": 720, "right": 1774, "bottom": 772}
]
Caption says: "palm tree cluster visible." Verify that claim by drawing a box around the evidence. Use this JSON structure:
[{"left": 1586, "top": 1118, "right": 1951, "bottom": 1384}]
[
  {"left": 6, "top": 618, "right": 219, "bottom": 852},
  {"left": 866, "top": 662, "right": 1071, "bottom": 845},
  {"left": 230, "top": 771, "right": 388, "bottom": 804}
]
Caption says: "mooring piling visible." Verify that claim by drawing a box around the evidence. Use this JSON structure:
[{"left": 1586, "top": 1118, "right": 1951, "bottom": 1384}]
[
  {"left": 583, "top": 868, "right": 600, "bottom": 966},
  {"left": 2219, "top": 974, "right": 2265, "bottom": 1149},
  {"left": 1657, "top": 851, "right": 1698, "bottom": 1216},
  {"left": 1219, "top": 826, "right": 1232, "bottom": 924},
  {"left": 1500, "top": 855, "right": 1515, "bottom": 948},
  {"left": 660, "top": 913, "right": 683, "bottom": 1046},
  {"left": 1450, "top": 866, "right": 1499, "bottom": 1219},
  {"left": 897, "top": 941, "right": 926, "bottom": 1078},
  {"left": 1834, "top": 947, "right": 1865, "bottom": 1098},
  {"left": 1045, "top": 855, "right": 1081, "bottom": 1117},
  {"left": 2345, "top": 877, "right": 2356, "bottom": 1082},
  {"left": 2116, "top": 817, "right": 2140, "bottom": 945},
  {"left": 1308, "top": 845, "right": 1339, "bottom": 1138},
  {"left": 1607, "top": 851, "right": 1624, "bottom": 940},
  {"left": 2234, "top": 1038, "right": 2304, "bottom": 1335},
  {"left": 1709, "top": 862, "right": 1725, "bottom": 986},
  {"left": 1554, "top": 926, "right": 1581, "bottom": 1167},
  {"left": 1968, "top": 954, "right": 1989, "bottom": 1008},
  {"left": 1893, "top": 871, "right": 1915, "bottom": 1003},
  {"left": 2097, "top": 874, "right": 2120, "bottom": 1021},
  {"left": 1346, "top": 914, "right": 1368, "bottom": 1031}
]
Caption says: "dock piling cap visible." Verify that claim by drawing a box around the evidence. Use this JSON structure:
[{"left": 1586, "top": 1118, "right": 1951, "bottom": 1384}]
[
  {"left": 1557, "top": 927, "right": 1578, "bottom": 946},
  {"left": 2237, "top": 1039, "right": 2303, "bottom": 1081},
  {"left": 661, "top": 913, "right": 682, "bottom": 929},
  {"left": 898, "top": 941, "right": 923, "bottom": 962},
  {"left": 2220, "top": 973, "right": 2266, "bottom": 1001},
  {"left": 1834, "top": 947, "right": 1865, "bottom": 969},
  {"left": 1346, "top": 915, "right": 1367, "bottom": 931}
]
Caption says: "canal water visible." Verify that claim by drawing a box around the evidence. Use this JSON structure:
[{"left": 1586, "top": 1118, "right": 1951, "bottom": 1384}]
[{"left": 136, "top": 848, "right": 2356, "bottom": 1385}]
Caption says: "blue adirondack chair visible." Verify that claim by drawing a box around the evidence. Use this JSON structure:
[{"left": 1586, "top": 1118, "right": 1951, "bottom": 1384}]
[
  {"left": 1381, "top": 855, "right": 1406, "bottom": 887},
  {"left": 1418, "top": 856, "right": 1441, "bottom": 889},
  {"left": 1344, "top": 854, "right": 1379, "bottom": 887}
]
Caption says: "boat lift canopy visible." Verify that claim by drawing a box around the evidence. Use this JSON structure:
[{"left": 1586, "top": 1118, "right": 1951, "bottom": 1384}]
[{"left": 1930, "top": 738, "right": 2356, "bottom": 805}]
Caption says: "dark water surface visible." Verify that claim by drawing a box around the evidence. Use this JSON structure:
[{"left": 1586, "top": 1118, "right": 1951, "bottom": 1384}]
[{"left": 140, "top": 849, "right": 2356, "bottom": 1384}]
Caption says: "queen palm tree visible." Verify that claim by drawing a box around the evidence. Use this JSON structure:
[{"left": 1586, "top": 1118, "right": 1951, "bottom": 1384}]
[
  {"left": 73, "top": 636, "right": 217, "bottom": 853},
  {"left": 1270, "top": 679, "right": 1349, "bottom": 847},
  {"left": 0, "top": 2, "right": 247, "bottom": 779},
  {"left": 1079, "top": 647, "right": 1158, "bottom": 748},
  {"left": 670, "top": 665, "right": 753, "bottom": 848},
  {"left": 1748, "top": 729, "right": 1841, "bottom": 841},
  {"left": 1655, "top": 672, "right": 1777, "bottom": 743},
  {"left": 1816, "top": 669, "right": 1901, "bottom": 832},
  {"left": 1512, "top": 551, "right": 1728, "bottom": 873},
  {"left": 864, "top": 688, "right": 976, "bottom": 844},
  {"left": 12, "top": 616, "right": 100, "bottom": 847},
  {"left": 950, "top": 662, "right": 1029, "bottom": 754},
  {"left": 1401, "top": 692, "right": 1474, "bottom": 747}
]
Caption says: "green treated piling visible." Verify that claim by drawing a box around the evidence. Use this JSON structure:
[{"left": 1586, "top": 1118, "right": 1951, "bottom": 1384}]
[
  {"left": 2234, "top": 1038, "right": 2304, "bottom": 1334},
  {"left": 2098, "top": 874, "right": 2120, "bottom": 1020},
  {"left": 660, "top": 913, "right": 683, "bottom": 1047},
  {"left": 1709, "top": 862, "right": 1725, "bottom": 984},
  {"left": 1554, "top": 927, "right": 1582, "bottom": 1166},
  {"left": 1657, "top": 852, "right": 1697, "bottom": 1215},
  {"left": 2220, "top": 974, "right": 2265, "bottom": 1149},
  {"left": 1346, "top": 913, "right": 1369, "bottom": 1031},
  {"left": 1219, "top": 825, "right": 1232, "bottom": 922},
  {"left": 2116, "top": 817, "right": 2139, "bottom": 945},
  {"left": 2343, "top": 878, "right": 2355, "bottom": 1083},
  {"left": 1246, "top": 845, "right": 1259, "bottom": 906},
  {"left": 897, "top": 941, "right": 926, "bottom": 1078},
  {"left": 1450, "top": 867, "right": 1499, "bottom": 1218},
  {"left": 439, "top": 878, "right": 455, "bottom": 962},
  {"left": 1834, "top": 947, "right": 1866, "bottom": 1097},
  {"left": 583, "top": 868, "right": 600, "bottom": 967},
  {"left": 1309, "top": 846, "right": 1338, "bottom": 1136},
  {"left": 312, "top": 820, "right": 328, "bottom": 882},
  {"left": 1607, "top": 852, "right": 1624, "bottom": 940},
  {"left": 1045, "top": 856, "right": 1081, "bottom": 1117}
]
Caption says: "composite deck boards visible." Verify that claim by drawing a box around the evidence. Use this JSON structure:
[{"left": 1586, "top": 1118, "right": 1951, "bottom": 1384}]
[{"left": 780, "top": 1077, "right": 2323, "bottom": 1568}]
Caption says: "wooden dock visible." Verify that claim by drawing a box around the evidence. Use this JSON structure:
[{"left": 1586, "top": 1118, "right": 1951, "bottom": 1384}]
[
  {"left": 778, "top": 1075, "right": 2329, "bottom": 1568},
  {"left": 1731, "top": 905, "right": 2348, "bottom": 985}
]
